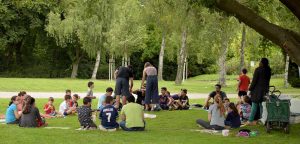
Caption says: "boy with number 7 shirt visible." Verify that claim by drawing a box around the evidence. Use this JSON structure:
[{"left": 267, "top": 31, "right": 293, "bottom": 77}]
[{"left": 99, "top": 96, "right": 119, "bottom": 131}]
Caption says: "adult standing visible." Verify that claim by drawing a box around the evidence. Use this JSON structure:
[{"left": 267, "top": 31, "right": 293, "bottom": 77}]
[
  {"left": 114, "top": 65, "right": 134, "bottom": 109},
  {"left": 141, "top": 62, "right": 159, "bottom": 111},
  {"left": 246, "top": 58, "right": 271, "bottom": 125}
]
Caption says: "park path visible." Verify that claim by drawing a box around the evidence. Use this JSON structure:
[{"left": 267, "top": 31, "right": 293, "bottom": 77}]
[{"left": 0, "top": 92, "right": 238, "bottom": 99}]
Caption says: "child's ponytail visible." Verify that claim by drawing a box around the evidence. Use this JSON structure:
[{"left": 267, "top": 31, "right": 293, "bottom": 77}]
[
  {"left": 8, "top": 96, "right": 17, "bottom": 106},
  {"left": 22, "top": 95, "right": 33, "bottom": 114}
]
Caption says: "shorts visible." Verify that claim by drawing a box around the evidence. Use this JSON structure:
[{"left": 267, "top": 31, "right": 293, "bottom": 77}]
[
  {"left": 238, "top": 91, "right": 247, "bottom": 97},
  {"left": 115, "top": 77, "right": 131, "bottom": 98}
]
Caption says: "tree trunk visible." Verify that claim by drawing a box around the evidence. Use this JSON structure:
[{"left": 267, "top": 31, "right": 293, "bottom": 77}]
[
  {"left": 219, "top": 32, "right": 228, "bottom": 87},
  {"left": 70, "top": 47, "right": 82, "bottom": 79},
  {"left": 298, "top": 66, "right": 300, "bottom": 78},
  {"left": 175, "top": 29, "right": 187, "bottom": 85},
  {"left": 216, "top": 0, "right": 300, "bottom": 66},
  {"left": 71, "top": 59, "right": 80, "bottom": 78},
  {"left": 239, "top": 24, "right": 246, "bottom": 73},
  {"left": 284, "top": 55, "right": 289, "bottom": 88},
  {"left": 158, "top": 33, "right": 166, "bottom": 81},
  {"left": 91, "top": 50, "right": 101, "bottom": 79}
]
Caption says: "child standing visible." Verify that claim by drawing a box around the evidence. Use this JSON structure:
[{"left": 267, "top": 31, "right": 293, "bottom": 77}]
[
  {"left": 6, "top": 96, "right": 22, "bottom": 124},
  {"left": 65, "top": 89, "right": 72, "bottom": 96},
  {"left": 86, "top": 81, "right": 96, "bottom": 100},
  {"left": 77, "top": 97, "right": 97, "bottom": 129},
  {"left": 97, "top": 87, "right": 113, "bottom": 110},
  {"left": 44, "top": 97, "right": 57, "bottom": 117},
  {"left": 59, "top": 95, "right": 76, "bottom": 116},
  {"left": 225, "top": 103, "right": 241, "bottom": 128},
  {"left": 99, "top": 96, "right": 119, "bottom": 131}
]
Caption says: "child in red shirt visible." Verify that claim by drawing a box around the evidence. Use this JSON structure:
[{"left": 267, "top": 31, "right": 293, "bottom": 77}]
[
  {"left": 237, "top": 68, "right": 250, "bottom": 101},
  {"left": 44, "top": 97, "right": 57, "bottom": 117}
]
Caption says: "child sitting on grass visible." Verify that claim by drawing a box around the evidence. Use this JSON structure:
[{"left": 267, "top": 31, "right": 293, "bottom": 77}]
[
  {"left": 98, "top": 87, "right": 114, "bottom": 111},
  {"left": 99, "top": 96, "right": 119, "bottom": 131},
  {"left": 43, "top": 97, "right": 57, "bottom": 117},
  {"left": 70, "top": 94, "right": 80, "bottom": 108},
  {"left": 177, "top": 89, "right": 190, "bottom": 110},
  {"left": 224, "top": 98, "right": 230, "bottom": 112},
  {"left": 19, "top": 96, "right": 47, "bottom": 127},
  {"left": 6, "top": 96, "right": 22, "bottom": 124},
  {"left": 17, "top": 91, "right": 27, "bottom": 112},
  {"left": 159, "top": 87, "right": 170, "bottom": 110},
  {"left": 225, "top": 103, "right": 241, "bottom": 128},
  {"left": 77, "top": 97, "right": 97, "bottom": 130},
  {"left": 239, "top": 96, "right": 251, "bottom": 122},
  {"left": 196, "top": 94, "right": 225, "bottom": 130},
  {"left": 59, "top": 95, "right": 76, "bottom": 116}
]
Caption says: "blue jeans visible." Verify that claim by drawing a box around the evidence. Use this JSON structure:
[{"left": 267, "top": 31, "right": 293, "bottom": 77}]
[
  {"left": 119, "top": 121, "right": 145, "bottom": 131},
  {"left": 145, "top": 76, "right": 159, "bottom": 104}
]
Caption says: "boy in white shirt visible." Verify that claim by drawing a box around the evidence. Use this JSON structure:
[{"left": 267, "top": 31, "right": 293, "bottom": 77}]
[{"left": 59, "top": 95, "right": 76, "bottom": 116}]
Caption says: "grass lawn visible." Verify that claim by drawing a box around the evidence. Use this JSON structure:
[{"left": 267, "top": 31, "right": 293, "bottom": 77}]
[
  {"left": 0, "top": 98, "right": 300, "bottom": 144},
  {"left": 0, "top": 74, "right": 299, "bottom": 95}
]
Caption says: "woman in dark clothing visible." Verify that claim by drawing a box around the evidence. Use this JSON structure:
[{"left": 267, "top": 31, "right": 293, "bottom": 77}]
[
  {"left": 246, "top": 58, "right": 271, "bottom": 125},
  {"left": 19, "top": 96, "right": 47, "bottom": 127}
]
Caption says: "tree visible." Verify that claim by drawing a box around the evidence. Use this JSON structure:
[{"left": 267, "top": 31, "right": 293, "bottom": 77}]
[
  {"left": 211, "top": 0, "right": 300, "bottom": 66},
  {"left": 107, "top": 0, "right": 147, "bottom": 67},
  {"left": 46, "top": 0, "right": 113, "bottom": 79},
  {"left": 143, "top": 0, "right": 173, "bottom": 80}
]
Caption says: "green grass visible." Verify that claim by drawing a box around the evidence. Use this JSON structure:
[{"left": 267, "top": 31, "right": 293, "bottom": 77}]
[
  {"left": 0, "top": 74, "right": 299, "bottom": 94},
  {"left": 0, "top": 98, "right": 300, "bottom": 144}
]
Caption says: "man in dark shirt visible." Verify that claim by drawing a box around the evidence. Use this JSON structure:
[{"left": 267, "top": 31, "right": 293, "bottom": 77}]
[
  {"left": 204, "top": 84, "right": 227, "bottom": 109},
  {"left": 114, "top": 65, "right": 134, "bottom": 109}
]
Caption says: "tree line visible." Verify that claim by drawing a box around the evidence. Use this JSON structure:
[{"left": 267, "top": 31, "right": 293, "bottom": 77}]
[{"left": 0, "top": 0, "right": 299, "bottom": 86}]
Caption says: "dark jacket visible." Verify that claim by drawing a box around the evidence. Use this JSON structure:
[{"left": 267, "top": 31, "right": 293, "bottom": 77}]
[
  {"left": 249, "top": 66, "right": 271, "bottom": 103},
  {"left": 19, "top": 107, "right": 41, "bottom": 127}
]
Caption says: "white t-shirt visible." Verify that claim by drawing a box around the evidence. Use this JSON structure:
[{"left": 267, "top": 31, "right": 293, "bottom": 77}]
[{"left": 59, "top": 101, "right": 68, "bottom": 114}]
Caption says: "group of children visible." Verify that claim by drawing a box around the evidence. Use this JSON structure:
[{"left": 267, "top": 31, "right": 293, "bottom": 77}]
[
  {"left": 5, "top": 91, "right": 47, "bottom": 127},
  {"left": 197, "top": 92, "right": 252, "bottom": 130}
]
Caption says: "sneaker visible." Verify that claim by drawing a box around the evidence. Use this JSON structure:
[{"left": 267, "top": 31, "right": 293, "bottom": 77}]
[
  {"left": 99, "top": 125, "right": 108, "bottom": 131},
  {"left": 107, "top": 128, "right": 117, "bottom": 132}
]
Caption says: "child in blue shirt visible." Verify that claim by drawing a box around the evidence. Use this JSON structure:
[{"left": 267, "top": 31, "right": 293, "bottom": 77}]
[
  {"left": 97, "top": 87, "right": 113, "bottom": 110},
  {"left": 6, "top": 96, "right": 22, "bottom": 124},
  {"left": 99, "top": 96, "right": 119, "bottom": 131}
]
